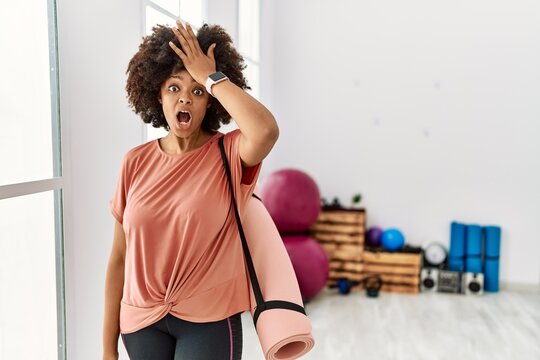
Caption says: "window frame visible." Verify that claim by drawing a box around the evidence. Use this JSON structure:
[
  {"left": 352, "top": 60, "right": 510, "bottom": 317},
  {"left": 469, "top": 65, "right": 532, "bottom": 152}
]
[{"left": 0, "top": 0, "right": 67, "bottom": 358}]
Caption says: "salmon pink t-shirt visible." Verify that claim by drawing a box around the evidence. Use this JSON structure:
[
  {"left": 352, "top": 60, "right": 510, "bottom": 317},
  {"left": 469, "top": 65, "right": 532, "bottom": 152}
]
[{"left": 109, "top": 129, "right": 261, "bottom": 334}]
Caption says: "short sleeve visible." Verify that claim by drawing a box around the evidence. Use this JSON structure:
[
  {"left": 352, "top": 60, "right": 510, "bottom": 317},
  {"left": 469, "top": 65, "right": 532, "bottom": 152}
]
[
  {"left": 223, "top": 129, "right": 262, "bottom": 206},
  {"left": 109, "top": 153, "right": 132, "bottom": 224}
]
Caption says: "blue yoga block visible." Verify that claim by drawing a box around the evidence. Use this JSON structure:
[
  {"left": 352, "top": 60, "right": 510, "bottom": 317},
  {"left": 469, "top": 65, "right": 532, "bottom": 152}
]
[
  {"left": 485, "top": 226, "right": 501, "bottom": 258},
  {"left": 448, "top": 257, "right": 465, "bottom": 272},
  {"left": 466, "top": 256, "right": 482, "bottom": 273},
  {"left": 466, "top": 225, "right": 483, "bottom": 256},
  {"left": 450, "top": 222, "right": 466, "bottom": 258},
  {"left": 484, "top": 258, "right": 500, "bottom": 292}
]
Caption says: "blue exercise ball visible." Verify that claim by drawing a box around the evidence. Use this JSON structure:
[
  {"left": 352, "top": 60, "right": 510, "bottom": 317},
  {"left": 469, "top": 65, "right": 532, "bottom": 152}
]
[{"left": 381, "top": 228, "right": 405, "bottom": 251}]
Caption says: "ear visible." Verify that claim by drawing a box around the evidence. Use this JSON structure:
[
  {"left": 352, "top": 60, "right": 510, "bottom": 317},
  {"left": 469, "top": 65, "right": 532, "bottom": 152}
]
[{"left": 157, "top": 95, "right": 162, "bottom": 104}]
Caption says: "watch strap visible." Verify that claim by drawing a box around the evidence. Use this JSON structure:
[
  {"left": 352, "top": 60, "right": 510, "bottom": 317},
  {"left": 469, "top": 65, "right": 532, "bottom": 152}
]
[{"left": 205, "top": 71, "right": 229, "bottom": 97}]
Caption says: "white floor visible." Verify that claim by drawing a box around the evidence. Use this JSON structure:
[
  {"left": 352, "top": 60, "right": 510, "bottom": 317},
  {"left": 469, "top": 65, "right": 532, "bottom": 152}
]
[{"left": 241, "top": 286, "right": 540, "bottom": 360}]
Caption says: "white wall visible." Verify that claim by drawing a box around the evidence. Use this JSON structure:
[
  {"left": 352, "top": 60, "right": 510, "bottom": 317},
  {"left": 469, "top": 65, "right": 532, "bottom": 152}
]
[
  {"left": 57, "top": 0, "right": 143, "bottom": 358},
  {"left": 260, "top": 0, "right": 540, "bottom": 285}
]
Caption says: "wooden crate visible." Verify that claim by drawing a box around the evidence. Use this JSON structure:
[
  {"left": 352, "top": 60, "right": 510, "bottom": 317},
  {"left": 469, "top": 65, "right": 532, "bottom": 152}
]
[
  {"left": 362, "top": 250, "right": 422, "bottom": 294},
  {"left": 310, "top": 208, "right": 366, "bottom": 287}
]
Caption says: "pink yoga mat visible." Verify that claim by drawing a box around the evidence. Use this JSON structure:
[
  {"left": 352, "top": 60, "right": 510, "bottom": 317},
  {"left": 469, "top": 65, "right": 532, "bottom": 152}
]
[{"left": 243, "top": 194, "right": 315, "bottom": 360}]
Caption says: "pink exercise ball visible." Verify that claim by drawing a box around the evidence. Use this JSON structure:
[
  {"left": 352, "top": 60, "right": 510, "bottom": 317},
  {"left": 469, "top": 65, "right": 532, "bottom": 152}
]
[
  {"left": 260, "top": 169, "right": 321, "bottom": 233},
  {"left": 282, "top": 235, "right": 329, "bottom": 301}
]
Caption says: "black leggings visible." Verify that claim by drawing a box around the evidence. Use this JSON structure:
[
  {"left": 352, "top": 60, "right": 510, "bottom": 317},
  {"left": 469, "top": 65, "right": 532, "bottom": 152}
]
[{"left": 121, "top": 312, "right": 243, "bottom": 360}]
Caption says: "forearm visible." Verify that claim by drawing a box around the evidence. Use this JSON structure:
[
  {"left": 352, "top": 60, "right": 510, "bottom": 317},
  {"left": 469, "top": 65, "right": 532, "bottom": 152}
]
[
  {"left": 212, "top": 80, "right": 279, "bottom": 157},
  {"left": 103, "top": 259, "right": 125, "bottom": 356}
]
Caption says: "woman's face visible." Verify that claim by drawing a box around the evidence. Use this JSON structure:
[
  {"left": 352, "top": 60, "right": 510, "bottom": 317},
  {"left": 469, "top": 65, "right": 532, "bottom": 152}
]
[{"left": 158, "top": 68, "right": 211, "bottom": 136}]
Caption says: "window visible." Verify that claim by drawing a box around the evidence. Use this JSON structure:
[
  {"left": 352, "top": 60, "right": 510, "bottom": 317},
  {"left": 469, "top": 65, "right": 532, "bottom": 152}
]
[
  {"left": 143, "top": 0, "right": 206, "bottom": 142},
  {"left": 216, "top": 0, "right": 262, "bottom": 134},
  {"left": 238, "top": 0, "right": 260, "bottom": 99},
  {"left": 0, "top": 0, "right": 66, "bottom": 359}
]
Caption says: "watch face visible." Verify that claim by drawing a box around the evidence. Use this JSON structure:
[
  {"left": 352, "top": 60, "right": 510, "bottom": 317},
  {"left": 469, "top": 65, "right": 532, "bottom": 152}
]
[
  {"left": 209, "top": 72, "right": 227, "bottom": 81},
  {"left": 425, "top": 243, "right": 447, "bottom": 266}
]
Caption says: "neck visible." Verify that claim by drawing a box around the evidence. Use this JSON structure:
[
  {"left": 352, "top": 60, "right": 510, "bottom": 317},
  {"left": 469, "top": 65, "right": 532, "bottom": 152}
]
[{"left": 161, "top": 130, "right": 213, "bottom": 155}]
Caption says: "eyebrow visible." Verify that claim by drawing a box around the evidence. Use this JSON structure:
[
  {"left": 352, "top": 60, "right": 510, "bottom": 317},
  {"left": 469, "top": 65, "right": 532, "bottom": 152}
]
[{"left": 168, "top": 75, "right": 198, "bottom": 84}]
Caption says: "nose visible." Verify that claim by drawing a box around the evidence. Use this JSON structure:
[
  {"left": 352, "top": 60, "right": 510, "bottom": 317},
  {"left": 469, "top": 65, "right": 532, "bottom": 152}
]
[{"left": 177, "top": 95, "right": 192, "bottom": 105}]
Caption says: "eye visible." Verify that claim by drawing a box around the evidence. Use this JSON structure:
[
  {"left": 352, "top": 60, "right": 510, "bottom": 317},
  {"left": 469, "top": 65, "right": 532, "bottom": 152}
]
[
  {"left": 168, "top": 85, "right": 179, "bottom": 92},
  {"left": 193, "top": 88, "right": 204, "bottom": 96}
]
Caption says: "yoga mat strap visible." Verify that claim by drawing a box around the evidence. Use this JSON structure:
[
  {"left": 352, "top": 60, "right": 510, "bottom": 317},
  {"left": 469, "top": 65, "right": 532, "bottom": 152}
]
[
  {"left": 218, "top": 136, "right": 306, "bottom": 327},
  {"left": 253, "top": 300, "right": 307, "bottom": 326}
]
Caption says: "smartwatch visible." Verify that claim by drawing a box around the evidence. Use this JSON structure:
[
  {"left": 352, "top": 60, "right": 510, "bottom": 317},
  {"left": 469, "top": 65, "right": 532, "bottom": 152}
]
[{"left": 205, "top": 71, "right": 229, "bottom": 97}]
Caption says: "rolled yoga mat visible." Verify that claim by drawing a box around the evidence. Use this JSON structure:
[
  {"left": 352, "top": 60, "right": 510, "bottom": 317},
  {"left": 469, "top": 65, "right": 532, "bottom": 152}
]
[
  {"left": 449, "top": 222, "right": 466, "bottom": 272},
  {"left": 465, "top": 224, "right": 483, "bottom": 273},
  {"left": 243, "top": 194, "right": 315, "bottom": 360},
  {"left": 484, "top": 225, "right": 501, "bottom": 292}
]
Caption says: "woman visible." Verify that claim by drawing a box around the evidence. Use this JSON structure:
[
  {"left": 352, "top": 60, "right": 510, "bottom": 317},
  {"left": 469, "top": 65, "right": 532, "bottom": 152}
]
[{"left": 103, "top": 19, "right": 279, "bottom": 360}]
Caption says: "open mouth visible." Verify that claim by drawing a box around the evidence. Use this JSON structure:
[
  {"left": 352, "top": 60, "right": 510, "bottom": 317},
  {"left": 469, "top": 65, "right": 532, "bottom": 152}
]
[{"left": 176, "top": 110, "right": 192, "bottom": 125}]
